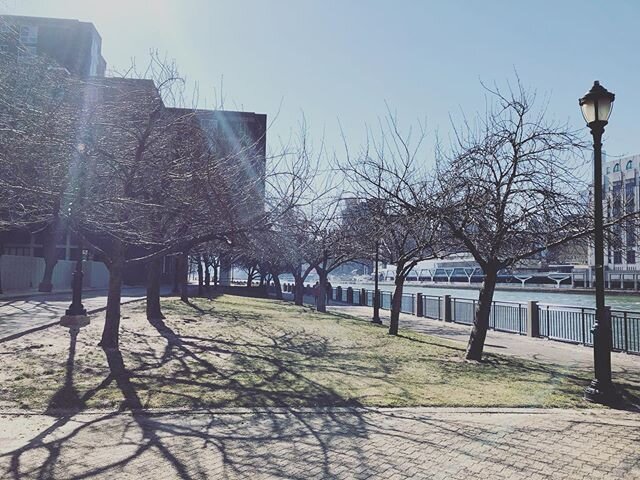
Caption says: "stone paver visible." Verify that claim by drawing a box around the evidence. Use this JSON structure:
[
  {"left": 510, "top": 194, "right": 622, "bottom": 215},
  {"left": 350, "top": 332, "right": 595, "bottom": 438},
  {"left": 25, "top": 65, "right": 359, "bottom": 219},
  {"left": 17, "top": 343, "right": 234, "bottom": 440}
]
[{"left": 0, "top": 408, "right": 638, "bottom": 479}]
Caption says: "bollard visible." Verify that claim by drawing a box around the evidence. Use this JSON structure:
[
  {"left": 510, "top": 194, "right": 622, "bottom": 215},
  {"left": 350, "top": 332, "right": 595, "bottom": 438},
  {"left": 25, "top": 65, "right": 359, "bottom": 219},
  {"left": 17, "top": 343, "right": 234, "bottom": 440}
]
[
  {"left": 416, "top": 292, "right": 424, "bottom": 317},
  {"left": 361, "top": 288, "right": 367, "bottom": 306},
  {"left": 336, "top": 286, "right": 342, "bottom": 302},
  {"left": 443, "top": 295, "right": 452, "bottom": 322},
  {"left": 347, "top": 287, "right": 354, "bottom": 304},
  {"left": 527, "top": 301, "right": 539, "bottom": 337}
]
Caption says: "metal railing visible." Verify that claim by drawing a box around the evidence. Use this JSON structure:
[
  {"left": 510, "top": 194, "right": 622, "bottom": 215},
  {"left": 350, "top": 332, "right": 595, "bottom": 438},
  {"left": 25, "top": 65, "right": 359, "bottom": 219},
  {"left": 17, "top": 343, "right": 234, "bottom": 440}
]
[
  {"left": 490, "top": 301, "right": 528, "bottom": 335},
  {"left": 423, "top": 295, "right": 442, "bottom": 320},
  {"left": 451, "top": 298, "right": 474, "bottom": 325},
  {"left": 538, "top": 304, "right": 594, "bottom": 345},
  {"left": 611, "top": 310, "right": 640, "bottom": 354},
  {"left": 401, "top": 293, "right": 414, "bottom": 314}
]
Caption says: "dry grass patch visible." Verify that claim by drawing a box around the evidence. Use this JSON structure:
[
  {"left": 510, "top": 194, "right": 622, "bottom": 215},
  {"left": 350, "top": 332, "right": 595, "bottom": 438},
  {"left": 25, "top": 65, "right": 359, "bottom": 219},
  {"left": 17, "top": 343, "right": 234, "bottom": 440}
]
[{"left": 0, "top": 294, "right": 636, "bottom": 411}]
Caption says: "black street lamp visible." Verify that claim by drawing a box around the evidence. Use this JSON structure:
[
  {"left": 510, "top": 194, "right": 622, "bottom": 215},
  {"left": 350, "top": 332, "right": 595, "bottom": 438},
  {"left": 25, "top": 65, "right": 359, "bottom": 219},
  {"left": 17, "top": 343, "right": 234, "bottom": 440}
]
[
  {"left": 372, "top": 240, "right": 381, "bottom": 324},
  {"left": 579, "top": 80, "right": 616, "bottom": 404},
  {"left": 60, "top": 143, "right": 90, "bottom": 329},
  {"left": 60, "top": 244, "right": 90, "bottom": 328},
  {"left": 66, "top": 248, "right": 87, "bottom": 316}
]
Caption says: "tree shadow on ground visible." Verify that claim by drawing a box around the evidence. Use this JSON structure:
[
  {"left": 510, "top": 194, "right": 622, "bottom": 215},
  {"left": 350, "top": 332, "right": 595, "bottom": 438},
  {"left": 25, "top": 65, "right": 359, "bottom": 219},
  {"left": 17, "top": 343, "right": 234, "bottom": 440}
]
[
  {"left": 45, "top": 327, "right": 85, "bottom": 415},
  {"left": 3, "top": 297, "right": 638, "bottom": 478},
  {"left": 1, "top": 304, "right": 380, "bottom": 479}
]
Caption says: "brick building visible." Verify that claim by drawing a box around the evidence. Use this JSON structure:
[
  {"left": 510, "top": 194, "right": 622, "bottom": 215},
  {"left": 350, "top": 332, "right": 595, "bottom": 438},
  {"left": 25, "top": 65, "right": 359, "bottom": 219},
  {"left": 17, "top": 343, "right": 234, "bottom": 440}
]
[{"left": 0, "top": 14, "right": 106, "bottom": 76}]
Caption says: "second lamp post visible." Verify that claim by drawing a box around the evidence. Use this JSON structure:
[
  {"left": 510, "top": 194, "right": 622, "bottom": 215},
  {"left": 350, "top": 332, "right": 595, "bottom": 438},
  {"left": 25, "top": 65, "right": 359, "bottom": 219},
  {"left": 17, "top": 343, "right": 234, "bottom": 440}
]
[{"left": 579, "top": 80, "right": 616, "bottom": 404}]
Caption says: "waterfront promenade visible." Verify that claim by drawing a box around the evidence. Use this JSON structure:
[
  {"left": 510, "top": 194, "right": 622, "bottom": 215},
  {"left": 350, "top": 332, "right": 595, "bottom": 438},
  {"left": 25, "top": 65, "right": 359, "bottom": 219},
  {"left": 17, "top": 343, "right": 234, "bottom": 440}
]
[{"left": 0, "top": 293, "right": 638, "bottom": 479}]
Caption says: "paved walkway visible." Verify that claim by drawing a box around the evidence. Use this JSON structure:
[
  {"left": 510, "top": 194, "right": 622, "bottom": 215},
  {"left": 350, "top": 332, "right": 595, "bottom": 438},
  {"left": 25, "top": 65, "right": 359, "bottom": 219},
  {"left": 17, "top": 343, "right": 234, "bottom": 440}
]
[
  {"left": 0, "top": 408, "right": 638, "bottom": 479},
  {"left": 0, "top": 287, "right": 170, "bottom": 342}
]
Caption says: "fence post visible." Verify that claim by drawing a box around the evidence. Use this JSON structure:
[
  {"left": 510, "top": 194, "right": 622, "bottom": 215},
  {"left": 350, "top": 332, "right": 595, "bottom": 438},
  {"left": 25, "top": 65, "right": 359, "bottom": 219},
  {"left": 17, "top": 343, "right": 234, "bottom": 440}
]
[
  {"left": 605, "top": 306, "right": 612, "bottom": 349},
  {"left": 336, "top": 286, "right": 342, "bottom": 302},
  {"left": 443, "top": 295, "right": 452, "bottom": 322},
  {"left": 416, "top": 292, "right": 424, "bottom": 317},
  {"left": 623, "top": 311, "right": 629, "bottom": 353},
  {"left": 347, "top": 287, "right": 354, "bottom": 304},
  {"left": 527, "top": 301, "right": 539, "bottom": 338},
  {"left": 361, "top": 288, "right": 367, "bottom": 306}
]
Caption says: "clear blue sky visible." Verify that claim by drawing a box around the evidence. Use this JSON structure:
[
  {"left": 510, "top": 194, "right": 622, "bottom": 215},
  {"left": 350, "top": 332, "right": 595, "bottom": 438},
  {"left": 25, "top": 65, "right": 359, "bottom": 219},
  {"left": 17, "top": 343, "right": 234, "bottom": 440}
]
[{"left": 3, "top": 0, "right": 639, "bottom": 165}]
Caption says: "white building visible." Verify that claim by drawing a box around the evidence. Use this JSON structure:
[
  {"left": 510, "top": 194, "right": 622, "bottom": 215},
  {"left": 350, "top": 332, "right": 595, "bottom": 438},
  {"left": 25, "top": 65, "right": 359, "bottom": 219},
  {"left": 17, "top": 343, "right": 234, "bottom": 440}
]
[{"left": 602, "top": 153, "right": 640, "bottom": 270}]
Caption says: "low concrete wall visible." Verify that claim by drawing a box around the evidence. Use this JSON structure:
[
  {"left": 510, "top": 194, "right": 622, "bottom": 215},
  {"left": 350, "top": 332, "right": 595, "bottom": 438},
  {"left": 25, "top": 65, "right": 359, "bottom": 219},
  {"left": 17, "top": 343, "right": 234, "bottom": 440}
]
[{"left": 0, "top": 255, "right": 109, "bottom": 292}]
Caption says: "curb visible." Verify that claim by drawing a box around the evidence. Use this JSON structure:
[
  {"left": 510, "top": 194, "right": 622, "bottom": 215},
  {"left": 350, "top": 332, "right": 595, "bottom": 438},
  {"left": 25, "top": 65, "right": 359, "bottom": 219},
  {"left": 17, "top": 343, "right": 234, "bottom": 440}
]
[{"left": 0, "top": 406, "right": 631, "bottom": 418}]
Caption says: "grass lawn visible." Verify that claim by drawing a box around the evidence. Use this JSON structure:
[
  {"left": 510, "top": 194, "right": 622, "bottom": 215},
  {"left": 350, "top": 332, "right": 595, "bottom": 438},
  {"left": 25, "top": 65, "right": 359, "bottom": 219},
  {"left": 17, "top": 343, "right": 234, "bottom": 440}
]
[{"left": 1, "top": 295, "right": 637, "bottom": 411}]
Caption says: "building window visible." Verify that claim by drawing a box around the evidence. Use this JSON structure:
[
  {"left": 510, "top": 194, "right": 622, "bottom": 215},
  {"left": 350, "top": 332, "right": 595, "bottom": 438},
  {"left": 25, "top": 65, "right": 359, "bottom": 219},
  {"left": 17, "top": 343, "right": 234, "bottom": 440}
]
[
  {"left": 5, "top": 246, "right": 30, "bottom": 256},
  {"left": 19, "top": 25, "right": 38, "bottom": 44},
  {"left": 627, "top": 160, "right": 634, "bottom": 170},
  {"left": 627, "top": 250, "right": 636, "bottom": 264},
  {"left": 613, "top": 163, "right": 620, "bottom": 172},
  {"left": 613, "top": 250, "right": 622, "bottom": 264}
]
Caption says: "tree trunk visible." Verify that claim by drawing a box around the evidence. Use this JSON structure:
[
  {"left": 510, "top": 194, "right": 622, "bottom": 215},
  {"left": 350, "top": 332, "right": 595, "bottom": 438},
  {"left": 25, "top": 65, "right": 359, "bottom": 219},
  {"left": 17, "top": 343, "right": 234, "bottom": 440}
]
[
  {"left": 293, "top": 275, "right": 305, "bottom": 305},
  {"left": 180, "top": 252, "right": 189, "bottom": 302},
  {"left": 38, "top": 221, "right": 60, "bottom": 292},
  {"left": 316, "top": 269, "right": 328, "bottom": 313},
  {"left": 196, "top": 255, "right": 203, "bottom": 296},
  {"left": 172, "top": 256, "right": 180, "bottom": 294},
  {"left": 0, "top": 242, "right": 4, "bottom": 294},
  {"left": 204, "top": 260, "right": 211, "bottom": 296},
  {"left": 273, "top": 273, "right": 283, "bottom": 300},
  {"left": 99, "top": 240, "right": 125, "bottom": 349},
  {"left": 213, "top": 261, "right": 219, "bottom": 288},
  {"left": 389, "top": 263, "right": 406, "bottom": 336},
  {"left": 146, "top": 256, "right": 164, "bottom": 320},
  {"left": 465, "top": 265, "right": 498, "bottom": 360}
]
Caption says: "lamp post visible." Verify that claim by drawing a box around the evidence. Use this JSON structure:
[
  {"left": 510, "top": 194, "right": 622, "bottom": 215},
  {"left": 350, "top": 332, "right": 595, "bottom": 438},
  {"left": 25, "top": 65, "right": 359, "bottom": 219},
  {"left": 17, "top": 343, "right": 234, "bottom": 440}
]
[
  {"left": 372, "top": 240, "right": 381, "bottom": 324},
  {"left": 579, "top": 80, "right": 616, "bottom": 403},
  {"left": 60, "top": 143, "right": 90, "bottom": 329}
]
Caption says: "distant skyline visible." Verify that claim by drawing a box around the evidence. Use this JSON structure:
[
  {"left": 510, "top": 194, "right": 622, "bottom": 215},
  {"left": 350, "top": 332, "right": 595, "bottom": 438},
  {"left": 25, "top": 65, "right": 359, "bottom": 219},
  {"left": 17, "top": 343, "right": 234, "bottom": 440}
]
[{"left": 3, "top": 0, "right": 639, "bottom": 167}]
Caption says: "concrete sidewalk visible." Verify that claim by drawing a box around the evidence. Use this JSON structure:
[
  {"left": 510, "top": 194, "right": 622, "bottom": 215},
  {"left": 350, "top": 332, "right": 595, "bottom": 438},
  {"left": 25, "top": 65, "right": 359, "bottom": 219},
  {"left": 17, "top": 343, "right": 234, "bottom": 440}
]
[
  {"left": 0, "top": 287, "right": 171, "bottom": 342},
  {"left": 0, "top": 407, "right": 638, "bottom": 479},
  {"left": 0, "top": 286, "right": 108, "bottom": 302}
]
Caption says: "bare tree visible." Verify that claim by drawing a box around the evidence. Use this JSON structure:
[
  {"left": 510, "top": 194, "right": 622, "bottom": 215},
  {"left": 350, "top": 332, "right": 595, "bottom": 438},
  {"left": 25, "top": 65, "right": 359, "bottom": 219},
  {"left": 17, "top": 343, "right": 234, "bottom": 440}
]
[
  {"left": 436, "top": 81, "right": 590, "bottom": 360},
  {"left": 340, "top": 108, "right": 445, "bottom": 333},
  {"left": 0, "top": 48, "right": 81, "bottom": 292}
]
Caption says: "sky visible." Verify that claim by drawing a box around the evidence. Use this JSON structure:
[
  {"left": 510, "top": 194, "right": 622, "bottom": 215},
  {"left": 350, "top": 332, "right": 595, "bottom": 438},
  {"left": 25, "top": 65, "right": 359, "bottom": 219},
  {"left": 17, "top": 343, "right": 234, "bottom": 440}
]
[{"left": 3, "top": 0, "right": 640, "bottom": 167}]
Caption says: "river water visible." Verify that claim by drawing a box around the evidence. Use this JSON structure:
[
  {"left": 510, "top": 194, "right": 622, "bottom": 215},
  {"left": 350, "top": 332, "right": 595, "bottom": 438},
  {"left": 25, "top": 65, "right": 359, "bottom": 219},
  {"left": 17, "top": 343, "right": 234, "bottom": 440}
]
[{"left": 333, "top": 282, "right": 640, "bottom": 311}]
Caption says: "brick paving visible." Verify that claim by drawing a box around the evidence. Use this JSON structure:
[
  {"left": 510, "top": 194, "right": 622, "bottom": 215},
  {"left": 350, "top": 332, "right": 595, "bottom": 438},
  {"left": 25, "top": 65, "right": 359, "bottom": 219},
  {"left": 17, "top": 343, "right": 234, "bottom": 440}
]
[{"left": 0, "top": 408, "right": 638, "bottom": 479}]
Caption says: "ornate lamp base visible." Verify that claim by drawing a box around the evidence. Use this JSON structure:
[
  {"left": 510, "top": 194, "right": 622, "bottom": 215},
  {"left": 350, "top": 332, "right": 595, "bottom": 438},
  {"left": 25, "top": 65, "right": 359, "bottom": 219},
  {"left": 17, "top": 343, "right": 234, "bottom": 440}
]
[
  {"left": 584, "top": 379, "right": 618, "bottom": 405},
  {"left": 60, "top": 315, "right": 90, "bottom": 329}
]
